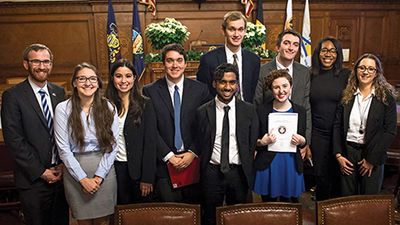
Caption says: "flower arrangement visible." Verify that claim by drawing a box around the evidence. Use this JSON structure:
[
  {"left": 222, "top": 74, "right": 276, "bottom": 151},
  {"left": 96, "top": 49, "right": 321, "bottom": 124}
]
[
  {"left": 145, "top": 18, "right": 191, "bottom": 51},
  {"left": 242, "top": 22, "right": 275, "bottom": 59}
]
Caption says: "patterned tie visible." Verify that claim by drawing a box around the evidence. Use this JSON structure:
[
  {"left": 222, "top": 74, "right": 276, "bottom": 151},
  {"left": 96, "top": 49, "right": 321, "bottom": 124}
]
[
  {"left": 233, "top": 54, "right": 242, "bottom": 100},
  {"left": 220, "top": 105, "right": 230, "bottom": 174},
  {"left": 174, "top": 85, "right": 183, "bottom": 151},
  {"left": 39, "top": 89, "right": 58, "bottom": 164}
]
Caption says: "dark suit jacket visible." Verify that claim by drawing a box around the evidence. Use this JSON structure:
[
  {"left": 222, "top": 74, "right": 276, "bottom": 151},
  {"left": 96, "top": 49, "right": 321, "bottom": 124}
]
[
  {"left": 196, "top": 47, "right": 260, "bottom": 103},
  {"left": 142, "top": 76, "right": 211, "bottom": 178},
  {"left": 254, "top": 100, "right": 307, "bottom": 173},
  {"left": 1, "top": 79, "right": 65, "bottom": 189},
  {"left": 196, "top": 98, "right": 259, "bottom": 187},
  {"left": 333, "top": 93, "right": 397, "bottom": 166},
  {"left": 253, "top": 58, "right": 311, "bottom": 143},
  {"left": 124, "top": 98, "right": 157, "bottom": 184}
]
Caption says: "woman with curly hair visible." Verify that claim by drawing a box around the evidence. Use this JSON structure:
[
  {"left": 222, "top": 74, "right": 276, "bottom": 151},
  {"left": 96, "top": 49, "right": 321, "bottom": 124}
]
[
  {"left": 105, "top": 59, "right": 156, "bottom": 204},
  {"left": 333, "top": 54, "right": 397, "bottom": 196},
  {"left": 54, "top": 63, "right": 119, "bottom": 225}
]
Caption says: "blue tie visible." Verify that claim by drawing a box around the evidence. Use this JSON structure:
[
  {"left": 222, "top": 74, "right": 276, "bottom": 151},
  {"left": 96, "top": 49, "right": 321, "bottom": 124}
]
[
  {"left": 39, "top": 89, "right": 58, "bottom": 164},
  {"left": 174, "top": 85, "right": 183, "bottom": 151}
]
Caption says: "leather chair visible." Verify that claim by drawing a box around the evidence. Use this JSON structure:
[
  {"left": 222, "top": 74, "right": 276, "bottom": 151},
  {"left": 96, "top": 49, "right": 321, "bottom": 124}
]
[
  {"left": 216, "top": 202, "right": 302, "bottom": 225},
  {"left": 317, "top": 194, "right": 395, "bottom": 225},
  {"left": 114, "top": 202, "right": 201, "bottom": 225}
]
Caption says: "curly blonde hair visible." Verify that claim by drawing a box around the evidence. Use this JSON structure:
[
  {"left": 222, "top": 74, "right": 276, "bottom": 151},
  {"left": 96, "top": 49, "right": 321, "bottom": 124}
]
[{"left": 341, "top": 54, "right": 396, "bottom": 105}]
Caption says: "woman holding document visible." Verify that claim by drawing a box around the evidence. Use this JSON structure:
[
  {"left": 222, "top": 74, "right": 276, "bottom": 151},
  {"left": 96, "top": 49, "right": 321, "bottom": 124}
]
[
  {"left": 333, "top": 54, "right": 397, "bottom": 196},
  {"left": 253, "top": 69, "right": 307, "bottom": 203}
]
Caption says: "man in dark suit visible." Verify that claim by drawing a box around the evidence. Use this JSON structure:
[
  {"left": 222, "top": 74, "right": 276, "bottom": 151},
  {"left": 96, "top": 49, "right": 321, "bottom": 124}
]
[
  {"left": 1, "top": 44, "right": 69, "bottom": 225},
  {"left": 197, "top": 63, "right": 258, "bottom": 225},
  {"left": 142, "top": 43, "right": 211, "bottom": 203},
  {"left": 254, "top": 29, "right": 311, "bottom": 146},
  {"left": 197, "top": 11, "right": 260, "bottom": 103}
]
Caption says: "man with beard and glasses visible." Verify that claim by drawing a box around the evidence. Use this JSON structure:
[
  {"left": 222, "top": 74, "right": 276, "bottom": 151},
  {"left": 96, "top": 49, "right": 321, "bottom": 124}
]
[
  {"left": 197, "top": 63, "right": 258, "bottom": 225},
  {"left": 1, "top": 44, "right": 69, "bottom": 225}
]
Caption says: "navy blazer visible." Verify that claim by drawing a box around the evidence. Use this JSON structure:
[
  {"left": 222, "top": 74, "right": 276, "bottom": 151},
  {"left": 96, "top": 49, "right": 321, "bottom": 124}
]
[
  {"left": 254, "top": 58, "right": 311, "bottom": 143},
  {"left": 333, "top": 93, "right": 397, "bottom": 166},
  {"left": 196, "top": 47, "right": 260, "bottom": 103},
  {"left": 1, "top": 79, "right": 65, "bottom": 188},
  {"left": 123, "top": 98, "right": 157, "bottom": 184},
  {"left": 196, "top": 98, "right": 259, "bottom": 187},
  {"left": 142, "top": 76, "right": 211, "bottom": 178},
  {"left": 254, "top": 100, "right": 307, "bottom": 173}
]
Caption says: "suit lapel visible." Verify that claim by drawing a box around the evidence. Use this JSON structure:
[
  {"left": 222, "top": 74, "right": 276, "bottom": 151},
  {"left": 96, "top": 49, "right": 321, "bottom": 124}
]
[
  {"left": 241, "top": 49, "right": 248, "bottom": 100},
  {"left": 344, "top": 98, "right": 355, "bottom": 135},
  {"left": 206, "top": 99, "right": 217, "bottom": 147},
  {"left": 292, "top": 62, "right": 300, "bottom": 95},
  {"left": 217, "top": 47, "right": 227, "bottom": 65},
  {"left": 22, "top": 80, "right": 48, "bottom": 129},
  {"left": 364, "top": 96, "right": 379, "bottom": 142},
  {"left": 47, "top": 83, "right": 61, "bottom": 111},
  {"left": 157, "top": 77, "right": 174, "bottom": 117}
]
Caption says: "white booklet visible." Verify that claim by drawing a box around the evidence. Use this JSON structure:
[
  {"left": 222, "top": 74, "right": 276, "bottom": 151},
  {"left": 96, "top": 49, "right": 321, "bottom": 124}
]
[{"left": 268, "top": 113, "right": 298, "bottom": 153}]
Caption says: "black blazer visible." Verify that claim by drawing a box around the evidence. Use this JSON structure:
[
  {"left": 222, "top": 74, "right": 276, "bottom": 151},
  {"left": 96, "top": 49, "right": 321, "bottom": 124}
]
[
  {"left": 196, "top": 47, "right": 260, "bottom": 103},
  {"left": 142, "top": 76, "right": 211, "bottom": 178},
  {"left": 1, "top": 79, "right": 65, "bottom": 188},
  {"left": 253, "top": 100, "right": 307, "bottom": 173},
  {"left": 196, "top": 98, "right": 259, "bottom": 187},
  {"left": 123, "top": 98, "right": 157, "bottom": 184},
  {"left": 333, "top": 93, "right": 397, "bottom": 166}
]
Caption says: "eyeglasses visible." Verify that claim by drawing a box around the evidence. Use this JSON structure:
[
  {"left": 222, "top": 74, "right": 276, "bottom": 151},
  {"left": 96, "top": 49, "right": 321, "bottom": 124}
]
[
  {"left": 28, "top": 60, "right": 52, "bottom": 66},
  {"left": 320, "top": 48, "right": 337, "bottom": 55},
  {"left": 75, "top": 76, "right": 98, "bottom": 83},
  {"left": 357, "top": 66, "right": 377, "bottom": 74}
]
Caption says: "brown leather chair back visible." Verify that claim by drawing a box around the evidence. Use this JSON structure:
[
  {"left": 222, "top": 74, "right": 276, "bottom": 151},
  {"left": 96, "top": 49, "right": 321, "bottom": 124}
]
[
  {"left": 216, "top": 203, "right": 302, "bottom": 225},
  {"left": 317, "top": 194, "right": 395, "bottom": 225},
  {"left": 114, "top": 202, "right": 201, "bottom": 225}
]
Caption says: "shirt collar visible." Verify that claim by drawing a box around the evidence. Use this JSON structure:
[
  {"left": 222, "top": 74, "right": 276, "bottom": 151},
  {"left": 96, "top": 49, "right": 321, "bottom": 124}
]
[
  {"left": 276, "top": 58, "right": 294, "bottom": 73},
  {"left": 165, "top": 75, "right": 184, "bottom": 91},
  {"left": 225, "top": 45, "right": 242, "bottom": 60},
  {"left": 354, "top": 88, "right": 375, "bottom": 97},
  {"left": 28, "top": 76, "right": 49, "bottom": 95},
  {"left": 215, "top": 95, "right": 236, "bottom": 111}
]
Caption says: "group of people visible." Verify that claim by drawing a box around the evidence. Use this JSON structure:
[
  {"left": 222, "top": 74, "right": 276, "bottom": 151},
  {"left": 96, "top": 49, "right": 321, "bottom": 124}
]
[{"left": 1, "top": 10, "right": 397, "bottom": 225}]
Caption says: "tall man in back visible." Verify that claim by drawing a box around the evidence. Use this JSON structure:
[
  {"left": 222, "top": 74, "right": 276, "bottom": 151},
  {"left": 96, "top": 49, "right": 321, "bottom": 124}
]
[
  {"left": 197, "top": 63, "right": 258, "bottom": 225},
  {"left": 254, "top": 29, "right": 311, "bottom": 145},
  {"left": 197, "top": 11, "right": 260, "bottom": 103},
  {"left": 1, "top": 44, "right": 69, "bottom": 225},
  {"left": 142, "top": 43, "right": 211, "bottom": 203}
]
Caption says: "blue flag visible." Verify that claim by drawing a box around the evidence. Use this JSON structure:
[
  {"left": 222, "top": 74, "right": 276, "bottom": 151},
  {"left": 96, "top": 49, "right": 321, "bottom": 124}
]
[
  {"left": 133, "top": 0, "right": 145, "bottom": 80},
  {"left": 107, "top": 0, "right": 121, "bottom": 71}
]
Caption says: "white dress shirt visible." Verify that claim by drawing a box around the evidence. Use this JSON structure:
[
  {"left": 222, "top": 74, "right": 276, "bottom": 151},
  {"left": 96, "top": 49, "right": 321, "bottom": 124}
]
[
  {"left": 225, "top": 46, "right": 243, "bottom": 98},
  {"left": 276, "top": 58, "right": 294, "bottom": 99}
]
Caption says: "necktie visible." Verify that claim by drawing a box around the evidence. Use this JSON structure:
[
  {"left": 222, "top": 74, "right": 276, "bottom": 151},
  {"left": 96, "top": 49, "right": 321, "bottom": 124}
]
[
  {"left": 39, "top": 89, "right": 58, "bottom": 164},
  {"left": 220, "top": 105, "right": 230, "bottom": 174},
  {"left": 233, "top": 54, "right": 242, "bottom": 100},
  {"left": 174, "top": 85, "right": 183, "bottom": 151}
]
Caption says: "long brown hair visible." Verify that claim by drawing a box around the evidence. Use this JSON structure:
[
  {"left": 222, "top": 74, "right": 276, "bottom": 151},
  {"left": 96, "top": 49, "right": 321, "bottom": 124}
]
[
  {"left": 341, "top": 54, "right": 396, "bottom": 105},
  {"left": 68, "top": 62, "right": 116, "bottom": 153}
]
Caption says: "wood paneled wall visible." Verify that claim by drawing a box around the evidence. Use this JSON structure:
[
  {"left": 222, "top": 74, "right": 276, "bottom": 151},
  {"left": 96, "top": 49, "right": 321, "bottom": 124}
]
[{"left": 0, "top": 0, "right": 399, "bottom": 85}]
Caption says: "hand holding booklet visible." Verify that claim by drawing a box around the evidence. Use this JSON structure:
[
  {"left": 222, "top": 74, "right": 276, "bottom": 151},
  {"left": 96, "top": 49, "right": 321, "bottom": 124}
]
[{"left": 268, "top": 113, "right": 298, "bottom": 153}]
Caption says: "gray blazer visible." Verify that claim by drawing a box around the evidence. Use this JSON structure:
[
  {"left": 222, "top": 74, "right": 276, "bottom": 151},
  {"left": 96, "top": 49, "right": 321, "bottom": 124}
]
[{"left": 253, "top": 58, "right": 311, "bottom": 143}]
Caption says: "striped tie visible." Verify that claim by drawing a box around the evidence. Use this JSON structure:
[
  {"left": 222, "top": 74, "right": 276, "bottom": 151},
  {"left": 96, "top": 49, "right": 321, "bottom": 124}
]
[
  {"left": 233, "top": 54, "right": 242, "bottom": 100},
  {"left": 39, "top": 89, "right": 58, "bottom": 164}
]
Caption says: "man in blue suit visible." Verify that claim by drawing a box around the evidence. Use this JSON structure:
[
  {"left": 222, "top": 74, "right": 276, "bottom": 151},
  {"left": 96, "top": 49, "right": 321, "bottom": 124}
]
[
  {"left": 143, "top": 43, "right": 211, "bottom": 203},
  {"left": 197, "top": 11, "right": 260, "bottom": 103}
]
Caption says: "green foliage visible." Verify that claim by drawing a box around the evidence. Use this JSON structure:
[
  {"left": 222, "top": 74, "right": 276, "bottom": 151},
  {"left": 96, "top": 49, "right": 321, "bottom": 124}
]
[
  {"left": 241, "top": 22, "right": 266, "bottom": 50},
  {"left": 145, "top": 18, "right": 190, "bottom": 51},
  {"left": 144, "top": 51, "right": 162, "bottom": 64},
  {"left": 186, "top": 49, "right": 205, "bottom": 61}
]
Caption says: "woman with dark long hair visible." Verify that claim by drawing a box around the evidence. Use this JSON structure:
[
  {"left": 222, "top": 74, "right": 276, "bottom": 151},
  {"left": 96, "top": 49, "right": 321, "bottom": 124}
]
[
  {"left": 54, "top": 63, "right": 119, "bottom": 225},
  {"left": 105, "top": 59, "right": 156, "bottom": 204},
  {"left": 309, "top": 37, "right": 351, "bottom": 200},
  {"left": 333, "top": 54, "right": 397, "bottom": 196}
]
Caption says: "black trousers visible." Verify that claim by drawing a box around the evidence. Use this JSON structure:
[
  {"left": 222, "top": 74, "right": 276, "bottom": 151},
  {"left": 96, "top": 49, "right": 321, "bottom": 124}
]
[
  {"left": 155, "top": 177, "right": 201, "bottom": 204},
  {"left": 201, "top": 164, "right": 249, "bottom": 225},
  {"left": 311, "top": 133, "right": 341, "bottom": 200},
  {"left": 19, "top": 179, "right": 69, "bottom": 225},
  {"left": 114, "top": 161, "right": 154, "bottom": 205},
  {"left": 341, "top": 143, "right": 384, "bottom": 196}
]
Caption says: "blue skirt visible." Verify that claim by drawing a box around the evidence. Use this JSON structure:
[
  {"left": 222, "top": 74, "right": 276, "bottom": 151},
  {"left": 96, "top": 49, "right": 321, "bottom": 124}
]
[{"left": 252, "top": 152, "right": 305, "bottom": 198}]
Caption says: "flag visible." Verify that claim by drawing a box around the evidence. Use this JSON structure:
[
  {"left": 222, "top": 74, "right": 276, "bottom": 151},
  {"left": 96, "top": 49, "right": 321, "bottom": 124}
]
[
  {"left": 256, "top": 0, "right": 266, "bottom": 50},
  {"left": 133, "top": 0, "right": 145, "bottom": 80},
  {"left": 241, "top": 0, "right": 254, "bottom": 18},
  {"left": 107, "top": 0, "right": 121, "bottom": 71},
  {"left": 138, "top": 0, "right": 156, "bottom": 17},
  {"left": 285, "top": 0, "right": 293, "bottom": 30},
  {"left": 300, "top": 0, "right": 312, "bottom": 67}
]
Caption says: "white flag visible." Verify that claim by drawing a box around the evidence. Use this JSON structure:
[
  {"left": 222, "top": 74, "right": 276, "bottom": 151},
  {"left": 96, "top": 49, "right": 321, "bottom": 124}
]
[
  {"left": 285, "top": 0, "right": 293, "bottom": 30},
  {"left": 300, "top": 0, "right": 311, "bottom": 67}
]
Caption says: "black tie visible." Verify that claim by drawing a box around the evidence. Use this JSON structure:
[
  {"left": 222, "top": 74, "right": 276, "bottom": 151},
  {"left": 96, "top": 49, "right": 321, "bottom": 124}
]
[{"left": 221, "top": 105, "right": 230, "bottom": 174}]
